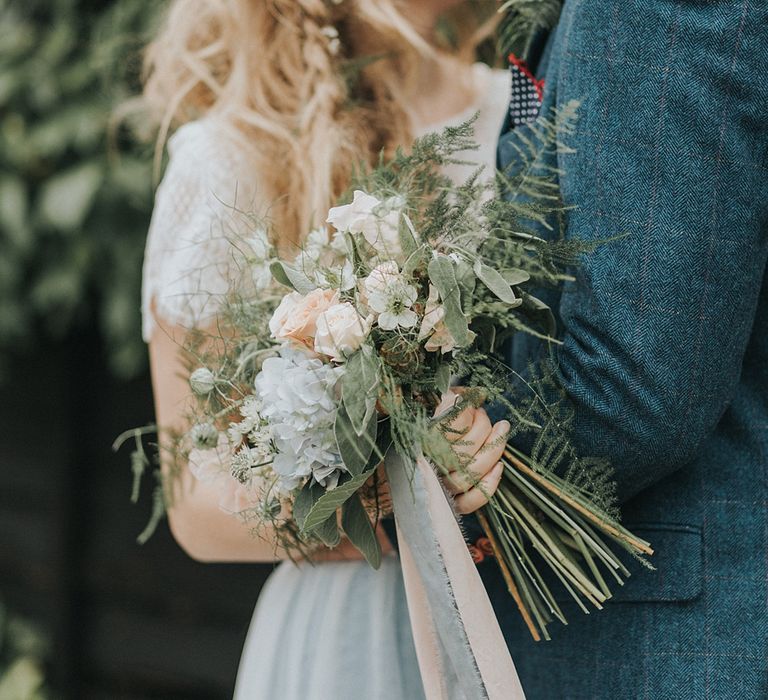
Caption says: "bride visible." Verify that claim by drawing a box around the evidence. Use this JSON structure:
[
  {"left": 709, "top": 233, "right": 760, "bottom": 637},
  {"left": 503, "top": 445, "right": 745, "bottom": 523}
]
[{"left": 140, "top": 1, "right": 511, "bottom": 697}]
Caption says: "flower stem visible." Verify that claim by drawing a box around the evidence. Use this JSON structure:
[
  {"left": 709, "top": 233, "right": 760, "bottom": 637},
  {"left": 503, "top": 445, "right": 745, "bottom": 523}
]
[{"left": 477, "top": 508, "right": 541, "bottom": 642}]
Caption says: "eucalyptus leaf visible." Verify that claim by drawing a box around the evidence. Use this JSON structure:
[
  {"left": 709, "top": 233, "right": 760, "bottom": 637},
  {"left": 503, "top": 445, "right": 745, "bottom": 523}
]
[
  {"left": 342, "top": 494, "right": 382, "bottom": 569},
  {"left": 335, "top": 404, "right": 377, "bottom": 476},
  {"left": 269, "top": 260, "right": 292, "bottom": 288},
  {"left": 342, "top": 346, "right": 380, "bottom": 435},
  {"left": 503, "top": 268, "right": 532, "bottom": 287},
  {"left": 474, "top": 260, "right": 518, "bottom": 304},
  {"left": 455, "top": 259, "right": 477, "bottom": 313},
  {"left": 269, "top": 261, "right": 316, "bottom": 294},
  {"left": 302, "top": 468, "right": 377, "bottom": 532},
  {"left": 398, "top": 213, "right": 419, "bottom": 256},
  {"left": 427, "top": 255, "right": 471, "bottom": 346}
]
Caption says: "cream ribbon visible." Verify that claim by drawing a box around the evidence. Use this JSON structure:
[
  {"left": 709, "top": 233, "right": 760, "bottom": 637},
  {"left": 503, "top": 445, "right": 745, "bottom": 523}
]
[{"left": 386, "top": 453, "right": 525, "bottom": 700}]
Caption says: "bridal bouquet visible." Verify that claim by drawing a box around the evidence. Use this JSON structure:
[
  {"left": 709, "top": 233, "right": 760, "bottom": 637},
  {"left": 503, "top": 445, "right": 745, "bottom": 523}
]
[{"left": 121, "top": 116, "right": 652, "bottom": 640}]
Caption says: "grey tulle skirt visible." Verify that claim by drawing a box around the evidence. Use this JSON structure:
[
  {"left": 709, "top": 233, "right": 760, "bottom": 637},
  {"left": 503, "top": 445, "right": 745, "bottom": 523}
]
[{"left": 233, "top": 553, "right": 425, "bottom": 699}]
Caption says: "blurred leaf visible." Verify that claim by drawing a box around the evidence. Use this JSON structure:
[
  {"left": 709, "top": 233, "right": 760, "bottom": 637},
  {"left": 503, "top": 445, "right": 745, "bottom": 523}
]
[
  {"left": 0, "top": 176, "right": 30, "bottom": 249},
  {"left": 0, "top": 0, "right": 164, "bottom": 380},
  {"left": 39, "top": 161, "right": 103, "bottom": 231}
]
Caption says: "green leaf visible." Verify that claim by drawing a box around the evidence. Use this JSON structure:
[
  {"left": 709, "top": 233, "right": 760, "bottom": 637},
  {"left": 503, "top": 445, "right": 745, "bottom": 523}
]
[
  {"left": 302, "top": 468, "right": 377, "bottom": 532},
  {"left": 39, "top": 162, "right": 102, "bottom": 231},
  {"left": 435, "top": 363, "right": 452, "bottom": 395},
  {"left": 293, "top": 480, "right": 323, "bottom": 531},
  {"left": 398, "top": 213, "right": 419, "bottom": 257},
  {"left": 0, "top": 176, "right": 30, "bottom": 249},
  {"left": 269, "top": 261, "right": 316, "bottom": 294},
  {"left": 335, "top": 404, "right": 377, "bottom": 476},
  {"left": 503, "top": 268, "right": 531, "bottom": 287},
  {"left": 427, "top": 255, "right": 471, "bottom": 346},
  {"left": 474, "top": 260, "right": 519, "bottom": 305},
  {"left": 269, "top": 260, "right": 292, "bottom": 288},
  {"left": 455, "top": 259, "right": 477, "bottom": 305},
  {"left": 342, "top": 494, "right": 382, "bottom": 569},
  {"left": 342, "top": 346, "right": 380, "bottom": 435},
  {"left": 521, "top": 292, "right": 557, "bottom": 337},
  {"left": 315, "top": 512, "right": 341, "bottom": 547}
]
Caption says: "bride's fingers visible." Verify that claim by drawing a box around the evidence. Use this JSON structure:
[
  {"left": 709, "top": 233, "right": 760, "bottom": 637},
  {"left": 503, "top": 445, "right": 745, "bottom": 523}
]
[
  {"left": 451, "top": 409, "right": 492, "bottom": 459},
  {"left": 435, "top": 391, "right": 476, "bottom": 442},
  {"left": 454, "top": 461, "right": 504, "bottom": 515},
  {"left": 443, "top": 420, "right": 509, "bottom": 494}
]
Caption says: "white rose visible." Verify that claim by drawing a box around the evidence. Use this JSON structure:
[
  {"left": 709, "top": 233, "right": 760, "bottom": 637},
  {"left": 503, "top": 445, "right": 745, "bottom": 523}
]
[
  {"left": 314, "top": 302, "right": 372, "bottom": 361},
  {"left": 326, "top": 190, "right": 381, "bottom": 233},
  {"left": 268, "top": 291, "right": 302, "bottom": 339},
  {"left": 326, "top": 190, "right": 402, "bottom": 258}
]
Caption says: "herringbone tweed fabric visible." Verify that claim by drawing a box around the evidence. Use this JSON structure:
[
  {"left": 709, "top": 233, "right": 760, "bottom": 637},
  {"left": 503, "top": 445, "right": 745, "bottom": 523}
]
[{"left": 483, "top": 1, "right": 768, "bottom": 697}]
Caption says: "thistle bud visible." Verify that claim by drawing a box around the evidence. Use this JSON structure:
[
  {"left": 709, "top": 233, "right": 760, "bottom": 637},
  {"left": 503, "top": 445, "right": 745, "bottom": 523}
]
[{"left": 190, "top": 368, "right": 216, "bottom": 395}]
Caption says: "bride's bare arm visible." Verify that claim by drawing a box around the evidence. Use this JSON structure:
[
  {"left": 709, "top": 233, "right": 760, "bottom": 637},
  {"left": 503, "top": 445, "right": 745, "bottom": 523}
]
[{"left": 148, "top": 314, "right": 390, "bottom": 562}]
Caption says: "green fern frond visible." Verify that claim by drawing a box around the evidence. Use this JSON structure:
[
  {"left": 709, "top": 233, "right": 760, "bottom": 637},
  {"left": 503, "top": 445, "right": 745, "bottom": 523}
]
[{"left": 498, "top": 0, "right": 564, "bottom": 58}]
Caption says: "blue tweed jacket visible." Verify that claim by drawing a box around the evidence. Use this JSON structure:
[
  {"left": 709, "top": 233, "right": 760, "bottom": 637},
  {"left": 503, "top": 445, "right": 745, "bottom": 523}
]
[{"left": 481, "top": 1, "right": 768, "bottom": 698}]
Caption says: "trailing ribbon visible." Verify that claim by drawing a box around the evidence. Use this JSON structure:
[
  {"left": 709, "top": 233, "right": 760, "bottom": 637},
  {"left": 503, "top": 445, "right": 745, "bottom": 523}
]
[{"left": 386, "top": 452, "right": 525, "bottom": 700}]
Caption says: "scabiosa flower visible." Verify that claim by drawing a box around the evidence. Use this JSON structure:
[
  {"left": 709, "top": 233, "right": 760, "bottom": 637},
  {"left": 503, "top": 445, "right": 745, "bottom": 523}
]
[
  {"left": 229, "top": 446, "right": 272, "bottom": 485},
  {"left": 368, "top": 276, "right": 419, "bottom": 331}
]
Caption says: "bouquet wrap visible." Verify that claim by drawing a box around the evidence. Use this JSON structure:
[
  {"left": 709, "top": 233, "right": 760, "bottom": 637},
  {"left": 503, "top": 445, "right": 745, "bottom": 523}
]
[{"left": 388, "top": 452, "right": 524, "bottom": 700}]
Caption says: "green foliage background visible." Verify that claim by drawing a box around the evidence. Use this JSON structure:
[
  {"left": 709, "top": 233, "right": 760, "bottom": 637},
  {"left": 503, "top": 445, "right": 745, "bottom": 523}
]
[{"left": 0, "top": 0, "right": 164, "bottom": 379}]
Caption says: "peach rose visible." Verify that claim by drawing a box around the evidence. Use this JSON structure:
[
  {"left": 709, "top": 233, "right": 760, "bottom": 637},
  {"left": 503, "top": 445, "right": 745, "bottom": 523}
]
[{"left": 269, "top": 288, "right": 339, "bottom": 350}]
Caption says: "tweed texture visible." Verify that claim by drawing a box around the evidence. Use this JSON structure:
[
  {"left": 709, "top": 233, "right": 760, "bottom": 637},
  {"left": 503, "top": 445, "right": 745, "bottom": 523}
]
[{"left": 484, "top": 1, "right": 768, "bottom": 697}]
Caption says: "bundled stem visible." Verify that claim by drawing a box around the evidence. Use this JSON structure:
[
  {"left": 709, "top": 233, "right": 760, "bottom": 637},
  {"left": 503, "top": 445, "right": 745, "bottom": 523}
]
[{"left": 477, "top": 446, "right": 653, "bottom": 640}]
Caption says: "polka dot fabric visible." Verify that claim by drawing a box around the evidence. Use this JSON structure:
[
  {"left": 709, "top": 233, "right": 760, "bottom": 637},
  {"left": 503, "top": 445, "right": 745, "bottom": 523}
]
[{"left": 507, "top": 53, "right": 544, "bottom": 128}]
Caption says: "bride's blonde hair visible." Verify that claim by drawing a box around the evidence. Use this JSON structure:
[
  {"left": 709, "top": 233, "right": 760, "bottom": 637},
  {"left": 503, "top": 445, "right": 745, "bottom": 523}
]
[{"left": 143, "top": 0, "right": 495, "bottom": 246}]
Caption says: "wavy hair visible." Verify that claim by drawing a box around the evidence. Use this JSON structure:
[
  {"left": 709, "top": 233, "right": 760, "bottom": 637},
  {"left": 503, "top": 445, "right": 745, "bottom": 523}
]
[{"left": 142, "top": 0, "right": 496, "bottom": 246}]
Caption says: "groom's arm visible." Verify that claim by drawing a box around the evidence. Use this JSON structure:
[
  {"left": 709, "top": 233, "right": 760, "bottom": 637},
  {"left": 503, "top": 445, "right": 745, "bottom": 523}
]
[{"left": 529, "top": 1, "right": 768, "bottom": 502}]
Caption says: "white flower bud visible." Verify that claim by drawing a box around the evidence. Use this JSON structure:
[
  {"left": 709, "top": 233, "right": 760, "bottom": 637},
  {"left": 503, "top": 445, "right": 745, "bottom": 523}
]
[
  {"left": 189, "top": 368, "right": 216, "bottom": 395},
  {"left": 189, "top": 423, "right": 219, "bottom": 450}
]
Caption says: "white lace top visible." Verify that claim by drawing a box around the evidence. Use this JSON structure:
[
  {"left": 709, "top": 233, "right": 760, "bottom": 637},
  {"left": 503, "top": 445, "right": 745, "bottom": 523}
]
[{"left": 141, "top": 63, "right": 510, "bottom": 342}]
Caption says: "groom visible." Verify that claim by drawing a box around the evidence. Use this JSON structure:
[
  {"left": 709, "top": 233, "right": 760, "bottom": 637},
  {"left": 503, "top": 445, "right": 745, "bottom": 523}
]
[{"left": 482, "top": 1, "right": 768, "bottom": 697}]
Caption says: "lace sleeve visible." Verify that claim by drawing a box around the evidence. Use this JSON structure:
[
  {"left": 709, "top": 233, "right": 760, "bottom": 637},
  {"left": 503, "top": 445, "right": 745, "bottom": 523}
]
[{"left": 141, "top": 118, "right": 260, "bottom": 342}]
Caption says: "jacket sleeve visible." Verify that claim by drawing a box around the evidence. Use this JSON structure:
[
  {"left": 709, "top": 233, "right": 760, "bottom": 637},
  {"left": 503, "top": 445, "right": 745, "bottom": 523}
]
[{"left": 502, "top": 1, "right": 768, "bottom": 501}]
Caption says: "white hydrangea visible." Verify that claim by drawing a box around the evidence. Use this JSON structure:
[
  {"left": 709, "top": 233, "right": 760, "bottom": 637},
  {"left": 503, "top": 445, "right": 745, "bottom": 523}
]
[{"left": 254, "top": 347, "right": 346, "bottom": 490}]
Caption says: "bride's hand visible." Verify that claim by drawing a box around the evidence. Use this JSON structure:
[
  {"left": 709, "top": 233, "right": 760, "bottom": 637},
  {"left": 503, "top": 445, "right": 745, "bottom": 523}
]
[{"left": 434, "top": 389, "right": 509, "bottom": 515}]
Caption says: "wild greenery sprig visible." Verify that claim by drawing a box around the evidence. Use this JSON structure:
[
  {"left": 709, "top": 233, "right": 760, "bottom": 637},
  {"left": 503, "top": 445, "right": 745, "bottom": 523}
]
[{"left": 498, "top": 0, "right": 564, "bottom": 60}]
